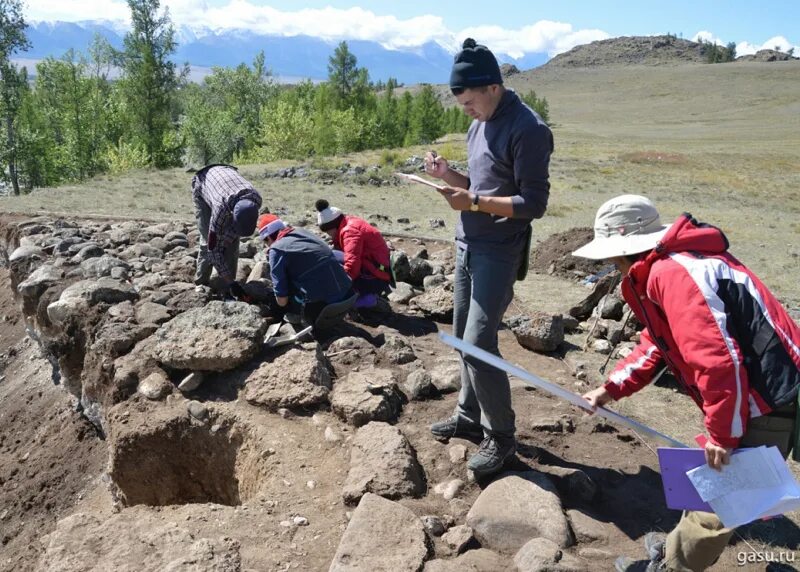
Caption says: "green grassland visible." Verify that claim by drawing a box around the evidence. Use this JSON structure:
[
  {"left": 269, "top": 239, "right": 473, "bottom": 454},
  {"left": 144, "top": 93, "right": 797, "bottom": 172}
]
[{"left": 3, "top": 60, "right": 799, "bottom": 308}]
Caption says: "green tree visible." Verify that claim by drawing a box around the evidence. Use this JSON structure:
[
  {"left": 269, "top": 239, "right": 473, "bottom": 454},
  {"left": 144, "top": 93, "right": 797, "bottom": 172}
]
[
  {"left": 520, "top": 90, "right": 550, "bottom": 124},
  {"left": 180, "top": 52, "right": 274, "bottom": 164},
  {"left": 327, "top": 41, "right": 359, "bottom": 105},
  {"left": 406, "top": 85, "right": 444, "bottom": 145},
  {"left": 118, "top": 0, "right": 181, "bottom": 167},
  {"left": 0, "top": 0, "right": 31, "bottom": 194}
]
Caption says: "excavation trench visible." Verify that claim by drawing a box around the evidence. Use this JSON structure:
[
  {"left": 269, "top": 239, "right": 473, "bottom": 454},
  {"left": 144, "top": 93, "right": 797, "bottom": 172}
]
[{"left": 109, "top": 414, "right": 265, "bottom": 507}]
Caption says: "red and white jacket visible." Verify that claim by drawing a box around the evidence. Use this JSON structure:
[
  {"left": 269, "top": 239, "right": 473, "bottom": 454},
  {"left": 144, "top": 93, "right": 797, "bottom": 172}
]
[
  {"left": 335, "top": 215, "right": 392, "bottom": 283},
  {"left": 604, "top": 214, "right": 800, "bottom": 448}
]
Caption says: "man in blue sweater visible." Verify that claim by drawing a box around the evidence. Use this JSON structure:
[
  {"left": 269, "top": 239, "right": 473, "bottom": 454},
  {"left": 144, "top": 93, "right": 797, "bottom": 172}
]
[
  {"left": 257, "top": 214, "right": 353, "bottom": 324},
  {"left": 424, "top": 38, "right": 554, "bottom": 476}
]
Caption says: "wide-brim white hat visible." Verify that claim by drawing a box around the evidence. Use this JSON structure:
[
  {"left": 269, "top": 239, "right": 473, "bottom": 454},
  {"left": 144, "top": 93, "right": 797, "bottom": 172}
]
[{"left": 572, "top": 194, "right": 670, "bottom": 260}]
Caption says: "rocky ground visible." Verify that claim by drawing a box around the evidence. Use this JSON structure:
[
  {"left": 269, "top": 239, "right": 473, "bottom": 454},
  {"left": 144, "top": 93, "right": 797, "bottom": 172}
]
[{"left": 0, "top": 214, "right": 797, "bottom": 572}]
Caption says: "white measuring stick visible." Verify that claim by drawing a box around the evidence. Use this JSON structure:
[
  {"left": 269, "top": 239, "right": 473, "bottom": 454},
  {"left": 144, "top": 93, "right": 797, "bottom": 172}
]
[{"left": 439, "top": 332, "right": 688, "bottom": 448}]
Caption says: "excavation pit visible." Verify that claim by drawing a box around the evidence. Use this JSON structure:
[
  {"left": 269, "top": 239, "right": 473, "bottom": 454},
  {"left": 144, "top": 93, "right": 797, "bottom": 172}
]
[{"left": 109, "top": 414, "right": 264, "bottom": 507}]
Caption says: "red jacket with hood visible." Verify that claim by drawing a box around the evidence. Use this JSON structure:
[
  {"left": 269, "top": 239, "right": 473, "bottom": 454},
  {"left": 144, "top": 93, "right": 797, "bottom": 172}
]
[
  {"left": 335, "top": 215, "right": 391, "bottom": 282},
  {"left": 604, "top": 214, "right": 800, "bottom": 448}
]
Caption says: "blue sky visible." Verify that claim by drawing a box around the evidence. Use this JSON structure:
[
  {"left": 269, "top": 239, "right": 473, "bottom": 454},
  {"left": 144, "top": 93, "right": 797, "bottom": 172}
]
[{"left": 25, "top": 0, "right": 800, "bottom": 56}]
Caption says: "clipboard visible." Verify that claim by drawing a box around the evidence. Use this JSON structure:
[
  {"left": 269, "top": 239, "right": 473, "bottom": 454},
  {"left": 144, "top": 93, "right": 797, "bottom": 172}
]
[
  {"left": 394, "top": 172, "right": 445, "bottom": 191},
  {"left": 657, "top": 448, "right": 713, "bottom": 511}
]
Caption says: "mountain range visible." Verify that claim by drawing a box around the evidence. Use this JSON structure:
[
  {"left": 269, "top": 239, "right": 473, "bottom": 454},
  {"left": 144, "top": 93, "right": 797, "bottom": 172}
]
[{"left": 21, "top": 20, "right": 550, "bottom": 84}]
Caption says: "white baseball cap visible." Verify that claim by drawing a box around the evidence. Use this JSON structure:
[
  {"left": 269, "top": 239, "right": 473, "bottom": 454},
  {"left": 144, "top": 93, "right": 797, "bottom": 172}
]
[{"left": 572, "top": 195, "right": 670, "bottom": 260}]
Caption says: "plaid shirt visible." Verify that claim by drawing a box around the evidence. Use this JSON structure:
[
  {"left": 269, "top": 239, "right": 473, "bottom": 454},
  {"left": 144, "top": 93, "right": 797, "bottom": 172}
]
[{"left": 193, "top": 165, "right": 262, "bottom": 281}]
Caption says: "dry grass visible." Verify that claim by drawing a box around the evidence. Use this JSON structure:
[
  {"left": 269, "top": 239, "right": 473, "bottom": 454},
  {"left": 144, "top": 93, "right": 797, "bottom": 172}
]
[{"left": 2, "top": 61, "right": 799, "bottom": 307}]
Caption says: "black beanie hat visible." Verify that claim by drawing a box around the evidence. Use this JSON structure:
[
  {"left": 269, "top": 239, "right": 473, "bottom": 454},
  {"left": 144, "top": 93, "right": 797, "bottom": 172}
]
[{"left": 449, "top": 38, "right": 503, "bottom": 90}]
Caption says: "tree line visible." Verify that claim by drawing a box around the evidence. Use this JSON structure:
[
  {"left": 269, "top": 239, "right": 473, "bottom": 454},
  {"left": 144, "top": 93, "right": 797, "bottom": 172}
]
[{"left": 0, "top": 0, "right": 550, "bottom": 194}]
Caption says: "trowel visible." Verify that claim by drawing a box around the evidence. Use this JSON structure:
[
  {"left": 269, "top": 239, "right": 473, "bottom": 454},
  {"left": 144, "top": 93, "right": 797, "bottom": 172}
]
[{"left": 264, "top": 322, "right": 314, "bottom": 348}]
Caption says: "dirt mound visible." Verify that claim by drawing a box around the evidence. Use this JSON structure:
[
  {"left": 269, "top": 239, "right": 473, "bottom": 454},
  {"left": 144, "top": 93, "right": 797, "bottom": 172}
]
[
  {"left": 545, "top": 35, "right": 706, "bottom": 68},
  {"left": 737, "top": 49, "right": 799, "bottom": 62},
  {"left": 532, "top": 227, "right": 607, "bottom": 280}
]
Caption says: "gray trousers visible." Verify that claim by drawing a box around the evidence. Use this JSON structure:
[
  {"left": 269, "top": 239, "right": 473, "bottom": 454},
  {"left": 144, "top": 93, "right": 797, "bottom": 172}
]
[
  {"left": 193, "top": 192, "right": 239, "bottom": 285},
  {"left": 453, "top": 245, "right": 520, "bottom": 438}
]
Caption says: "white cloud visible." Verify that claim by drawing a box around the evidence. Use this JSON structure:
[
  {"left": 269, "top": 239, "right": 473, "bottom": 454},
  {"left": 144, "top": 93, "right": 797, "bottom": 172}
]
[
  {"left": 692, "top": 30, "right": 726, "bottom": 45},
  {"left": 736, "top": 41, "right": 759, "bottom": 56},
  {"left": 458, "top": 21, "right": 609, "bottom": 58},
  {"left": 25, "top": 0, "right": 607, "bottom": 57}
]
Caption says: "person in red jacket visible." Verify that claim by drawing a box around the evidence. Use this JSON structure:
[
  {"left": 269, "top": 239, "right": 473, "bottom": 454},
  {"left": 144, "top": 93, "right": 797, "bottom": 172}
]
[
  {"left": 315, "top": 199, "right": 392, "bottom": 308},
  {"left": 573, "top": 194, "right": 799, "bottom": 572}
]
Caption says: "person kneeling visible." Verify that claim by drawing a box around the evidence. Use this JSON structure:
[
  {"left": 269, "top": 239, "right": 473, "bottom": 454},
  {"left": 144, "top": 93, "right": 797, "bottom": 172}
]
[
  {"left": 257, "top": 214, "right": 354, "bottom": 324},
  {"left": 315, "top": 199, "right": 392, "bottom": 309}
]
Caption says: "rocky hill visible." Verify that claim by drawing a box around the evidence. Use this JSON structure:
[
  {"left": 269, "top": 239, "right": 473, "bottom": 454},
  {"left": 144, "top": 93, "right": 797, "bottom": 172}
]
[
  {"left": 736, "top": 48, "right": 799, "bottom": 62},
  {"left": 544, "top": 35, "right": 707, "bottom": 68}
]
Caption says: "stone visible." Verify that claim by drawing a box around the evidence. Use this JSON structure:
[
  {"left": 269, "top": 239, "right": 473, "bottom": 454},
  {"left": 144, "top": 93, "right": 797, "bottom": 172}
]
[
  {"left": 342, "top": 422, "right": 425, "bottom": 505},
  {"left": 247, "top": 261, "right": 269, "bottom": 282},
  {"left": 441, "top": 524, "right": 474, "bottom": 554},
  {"left": 135, "top": 301, "right": 173, "bottom": 325},
  {"left": 421, "top": 515, "right": 445, "bottom": 537},
  {"left": 388, "top": 282, "right": 417, "bottom": 304},
  {"left": 244, "top": 347, "right": 331, "bottom": 411},
  {"left": 567, "top": 272, "right": 619, "bottom": 320},
  {"left": 562, "top": 314, "right": 581, "bottom": 332},
  {"left": 466, "top": 471, "right": 573, "bottom": 553},
  {"left": 47, "top": 279, "right": 138, "bottom": 325},
  {"left": 591, "top": 339, "right": 613, "bottom": 354},
  {"left": 508, "top": 313, "right": 565, "bottom": 353},
  {"left": 434, "top": 479, "right": 464, "bottom": 501},
  {"left": 424, "top": 549, "right": 508, "bottom": 572},
  {"left": 422, "top": 273, "right": 447, "bottom": 290},
  {"left": 138, "top": 370, "right": 172, "bottom": 400},
  {"left": 187, "top": 400, "right": 209, "bottom": 421},
  {"left": 448, "top": 444, "right": 467, "bottom": 464},
  {"left": 514, "top": 537, "right": 587, "bottom": 572},
  {"left": 566, "top": 510, "right": 611, "bottom": 544},
  {"left": 536, "top": 466, "right": 597, "bottom": 504},
  {"left": 80, "top": 255, "right": 131, "bottom": 278},
  {"left": 380, "top": 335, "right": 417, "bottom": 365},
  {"left": 17, "top": 264, "right": 63, "bottom": 311},
  {"left": 391, "top": 251, "right": 412, "bottom": 284},
  {"left": 72, "top": 243, "right": 105, "bottom": 262},
  {"left": 605, "top": 319, "right": 626, "bottom": 345},
  {"left": 429, "top": 359, "right": 461, "bottom": 393},
  {"left": 595, "top": 293, "right": 624, "bottom": 320},
  {"left": 401, "top": 368, "right": 437, "bottom": 401},
  {"left": 38, "top": 513, "right": 241, "bottom": 572},
  {"left": 330, "top": 368, "right": 403, "bottom": 427},
  {"left": 121, "top": 243, "right": 165, "bottom": 259},
  {"left": 408, "top": 256, "right": 433, "bottom": 288},
  {"left": 150, "top": 301, "right": 265, "bottom": 371},
  {"left": 410, "top": 285, "right": 454, "bottom": 322},
  {"left": 329, "top": 493, "right": 429, "bottom": 572}
]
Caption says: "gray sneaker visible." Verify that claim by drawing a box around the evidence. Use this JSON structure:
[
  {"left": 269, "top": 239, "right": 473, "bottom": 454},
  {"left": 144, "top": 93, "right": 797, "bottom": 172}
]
[
  {"left": 466, "top": 435, "right": 516, "bottom": 475},
  {"left": 430, "top": 414, "right": 484, "bottom": 442}
]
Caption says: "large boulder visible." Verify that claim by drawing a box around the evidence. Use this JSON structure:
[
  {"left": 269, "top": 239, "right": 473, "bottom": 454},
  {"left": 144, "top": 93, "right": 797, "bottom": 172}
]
[
  {"left": 150, "top": 301, "right": 266, "bottom": 371},
  {"left": 330, "top": 368, "right": 403, "bottom": 427},
  {"left": 47, "top": 279, "right": 139, "bottom": 326},
  {"left": 244, "top": 347, "right": 331, "bottom": 410},
  {"left": 342, "top": 422, "right": 426, "bottom": 505},
  {"left": 329, "top": 494, "right": 429, "bottom": 572},
  {"left": 466, "top": 471, "right": 573, "bottom": 553}
]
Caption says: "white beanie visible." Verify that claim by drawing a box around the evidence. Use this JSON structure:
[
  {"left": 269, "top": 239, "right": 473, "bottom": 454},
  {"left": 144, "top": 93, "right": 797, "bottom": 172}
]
[{"left": 315, "top": 199, "right": 344, "bottom": 230}]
